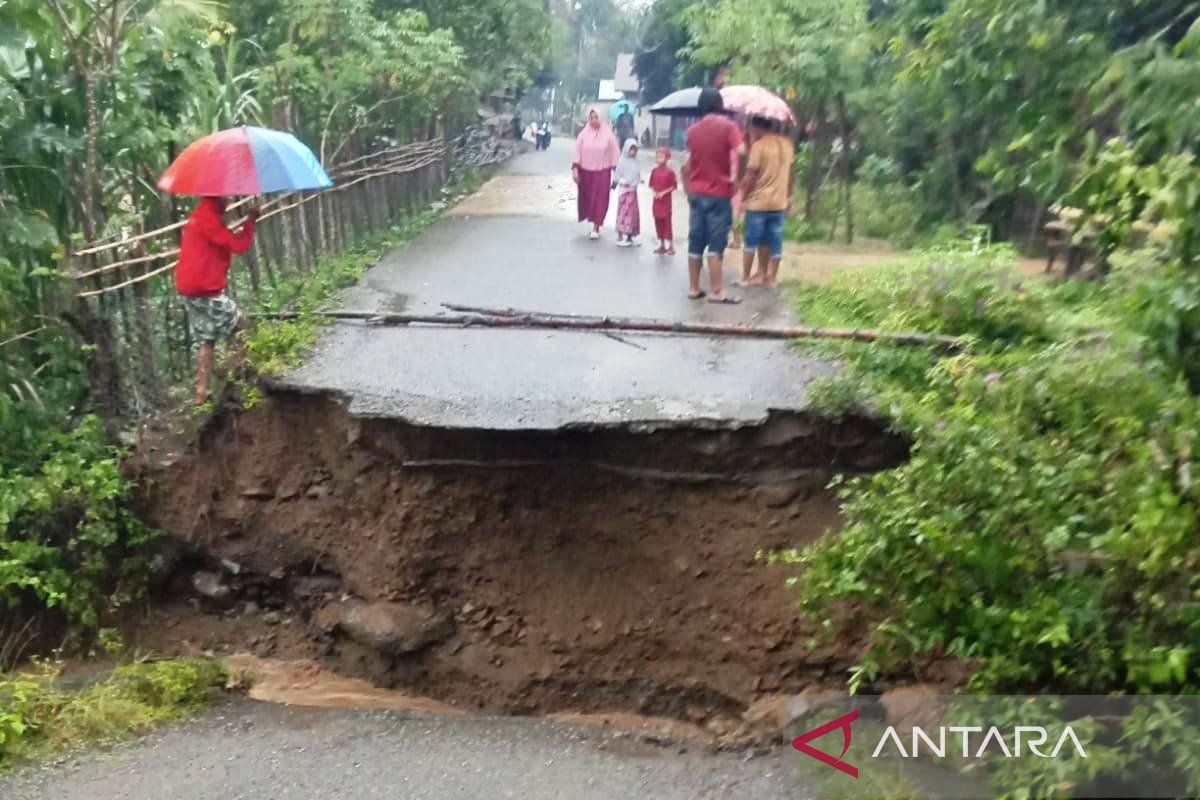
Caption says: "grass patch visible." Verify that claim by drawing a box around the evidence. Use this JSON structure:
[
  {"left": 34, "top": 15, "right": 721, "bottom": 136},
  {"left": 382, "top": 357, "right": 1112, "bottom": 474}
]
[{"left": 0, "top": 658, "right": 227, "bottom": 769}]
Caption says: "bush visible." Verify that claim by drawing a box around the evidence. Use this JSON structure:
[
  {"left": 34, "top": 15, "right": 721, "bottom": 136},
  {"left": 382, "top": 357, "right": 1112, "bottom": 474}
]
[
  {"left": 0, "top": 416, "right": 156, "bottom": 645},
  {"left": 787, "top": 245, "right": 1200, "bottom": 695}
]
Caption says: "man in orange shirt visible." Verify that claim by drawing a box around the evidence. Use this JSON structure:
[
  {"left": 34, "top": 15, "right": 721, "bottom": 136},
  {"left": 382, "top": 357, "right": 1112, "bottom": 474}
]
[
  {"left": 740, "top": 116, "right": 795, "bottom": 288},
  {"left": 174, "top": 197, "right": 258, "bottom": 405}
]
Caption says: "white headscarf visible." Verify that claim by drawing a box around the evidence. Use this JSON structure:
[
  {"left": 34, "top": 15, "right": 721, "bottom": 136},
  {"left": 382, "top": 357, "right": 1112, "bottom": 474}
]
[{"left": 613, "top": 139, "right": 641, "bottom": 188}]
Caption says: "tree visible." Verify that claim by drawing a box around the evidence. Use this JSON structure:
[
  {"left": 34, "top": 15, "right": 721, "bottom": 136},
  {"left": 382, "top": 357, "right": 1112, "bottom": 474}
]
[
  {"left": 687, "top": 0, "right": 871, "bottom": 238},
  {"left": 373, "top": 0, "right": 557, "bottom": 94},
  {"left": 631, "top": 0, "right": 706, "bottom": 103}
]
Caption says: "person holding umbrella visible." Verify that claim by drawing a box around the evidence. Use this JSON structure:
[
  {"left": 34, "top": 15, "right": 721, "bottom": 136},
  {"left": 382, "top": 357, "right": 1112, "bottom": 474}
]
[
  {"left": 739, "top": 116, "right": 795, "bottom": 288},
  {"left": 175, "top": 198, "right": 258, "bottom": 405},
  {"left": 158, "top": 125, "right": 333, "bottom": 405}
]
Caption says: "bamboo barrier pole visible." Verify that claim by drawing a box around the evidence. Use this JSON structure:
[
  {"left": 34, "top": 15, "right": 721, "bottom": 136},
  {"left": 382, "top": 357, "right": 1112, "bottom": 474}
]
[{"left": 252, "top": 307, "right": 965, "bottom": 351}]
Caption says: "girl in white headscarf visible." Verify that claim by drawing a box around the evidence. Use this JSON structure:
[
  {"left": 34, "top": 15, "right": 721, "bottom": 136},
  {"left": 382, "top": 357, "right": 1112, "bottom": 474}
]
[{"left": 613, "top": 139, "right": 642, "bottom": 247}]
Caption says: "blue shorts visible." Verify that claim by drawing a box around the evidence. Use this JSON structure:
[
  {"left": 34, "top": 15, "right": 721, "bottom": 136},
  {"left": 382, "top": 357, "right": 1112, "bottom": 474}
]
[
  {"left": 687, "top": 194, "right": 733, "bottom": 258},
  {"left": 744, "top": 211, "right": 786, "bottom": 260}
]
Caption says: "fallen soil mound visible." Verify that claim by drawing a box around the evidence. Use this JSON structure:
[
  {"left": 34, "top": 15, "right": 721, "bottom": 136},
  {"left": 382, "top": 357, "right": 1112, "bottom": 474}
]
[{"left": 130, "top": 393, "right": 906, "bottom": 735}]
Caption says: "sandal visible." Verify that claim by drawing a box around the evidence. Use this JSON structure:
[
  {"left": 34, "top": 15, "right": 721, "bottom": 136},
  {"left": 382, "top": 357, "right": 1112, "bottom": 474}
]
[
  {"left": 688, "top": 291, "right": 708, "bottom": 301},
  {"left": 707, "top": 295, "right": 743, "bottom": 305}
]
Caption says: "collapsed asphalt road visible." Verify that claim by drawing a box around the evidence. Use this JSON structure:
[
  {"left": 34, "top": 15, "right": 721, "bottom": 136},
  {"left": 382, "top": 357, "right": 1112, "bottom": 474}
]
[
  {"left": 1, "top": 700, "right": 815, "bottom": 800},
  {"left": 278, "top": 137, "right": 836, "bottom": 429}
]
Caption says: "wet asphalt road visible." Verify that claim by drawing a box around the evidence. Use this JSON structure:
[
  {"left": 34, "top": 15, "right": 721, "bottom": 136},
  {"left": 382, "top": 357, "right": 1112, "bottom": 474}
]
[
  {"left": 2, "top": 700, "right": 815, "bottom": 800},
  {"left": 279, "top": 138, "right": 836, "bottom": 429}
]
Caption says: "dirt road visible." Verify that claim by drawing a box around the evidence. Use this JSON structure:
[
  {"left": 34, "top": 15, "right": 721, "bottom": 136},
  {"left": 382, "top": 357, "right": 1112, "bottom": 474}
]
[{"left": 1, "top": 700, "right": 814, "bottom": 800}]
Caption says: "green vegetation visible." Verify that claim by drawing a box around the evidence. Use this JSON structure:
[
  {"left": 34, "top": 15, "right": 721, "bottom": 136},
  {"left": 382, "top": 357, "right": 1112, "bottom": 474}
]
[
  {"left": 0, "top": 658, "right": 226, "bottom": 768},
  {"left": 786, "top": 243, "right": 1200, "bottom": 794},
  {"left": 1, "top": 418, "right": 156, "bottom": 647},
  {"left": 790, "top": 245, "right": 1198, "bottom": 694}
]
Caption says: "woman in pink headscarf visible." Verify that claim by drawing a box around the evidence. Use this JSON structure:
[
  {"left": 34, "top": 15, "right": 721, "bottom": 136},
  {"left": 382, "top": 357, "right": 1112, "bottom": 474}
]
[{"left": 572, "top": 107, "right": 621, "bottom": 240}]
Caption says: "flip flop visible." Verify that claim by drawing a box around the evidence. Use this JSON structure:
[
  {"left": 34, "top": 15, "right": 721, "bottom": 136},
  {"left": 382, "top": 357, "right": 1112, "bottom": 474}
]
[
  {"left": 688, "top": 291, "right": 708, "bottom": 301},
  {"left": 707, "top": 295, "right": 742, "bottom": 305}
]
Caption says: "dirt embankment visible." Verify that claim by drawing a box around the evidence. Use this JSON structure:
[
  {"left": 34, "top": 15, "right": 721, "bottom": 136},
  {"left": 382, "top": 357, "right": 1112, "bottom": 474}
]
[{"left": 130, "top": 393, "right": 906, "bottom": 734}]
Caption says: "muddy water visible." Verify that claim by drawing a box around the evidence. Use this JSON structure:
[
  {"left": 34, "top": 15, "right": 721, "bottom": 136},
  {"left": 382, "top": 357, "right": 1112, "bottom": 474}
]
[
  {"left": 224, "top": 654, "right": 464, "bottom": 715},
  {"left": 222, "top": 654, "right": 722, "bottom": 747}
]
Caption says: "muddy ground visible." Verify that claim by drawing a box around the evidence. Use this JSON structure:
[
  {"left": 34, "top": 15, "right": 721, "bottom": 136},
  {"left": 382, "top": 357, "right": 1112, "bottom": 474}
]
[{"left": 128, "top": 392, "right": 908, "bottom": 735}]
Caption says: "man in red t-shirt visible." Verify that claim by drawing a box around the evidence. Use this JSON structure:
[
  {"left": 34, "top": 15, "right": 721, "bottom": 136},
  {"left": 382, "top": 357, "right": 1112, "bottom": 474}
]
[
  {"left": 175, "top": 196, "right": 258, "bottom": 405},
  {"left": 682, "top": 88, "right": 742, "bottom": 304}
]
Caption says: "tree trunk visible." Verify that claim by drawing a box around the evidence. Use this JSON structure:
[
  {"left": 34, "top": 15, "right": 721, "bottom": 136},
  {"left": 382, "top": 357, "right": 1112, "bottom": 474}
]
[
  {"left": 804, "top": 100, "right": 826, "bottom": 222},
  {"left": 836, "top": 92, "right": 854, "bottom": 244},
  {"left": 82, "top": 69, "right": 99, "bottom": 240}
]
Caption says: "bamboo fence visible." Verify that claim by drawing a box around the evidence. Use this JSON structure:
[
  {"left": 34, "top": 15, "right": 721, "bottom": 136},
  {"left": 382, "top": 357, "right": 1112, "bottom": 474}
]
[{"left": 69, "top": 120, "right": 465, "bottom": 422}]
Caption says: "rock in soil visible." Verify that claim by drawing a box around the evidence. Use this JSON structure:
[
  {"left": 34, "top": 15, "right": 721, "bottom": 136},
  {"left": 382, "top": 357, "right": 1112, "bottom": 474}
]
[
  {"left": 191, "top": 571, "right": 234, "bottom": 609},
  {"left": 338, "top": 599, "right": 455, "bottom": 655}
]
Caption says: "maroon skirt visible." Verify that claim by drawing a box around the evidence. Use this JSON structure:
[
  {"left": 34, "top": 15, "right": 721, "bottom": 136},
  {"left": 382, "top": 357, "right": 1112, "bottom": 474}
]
[{"left": 577, "top": 167, "right": 613, "bottom": 227}]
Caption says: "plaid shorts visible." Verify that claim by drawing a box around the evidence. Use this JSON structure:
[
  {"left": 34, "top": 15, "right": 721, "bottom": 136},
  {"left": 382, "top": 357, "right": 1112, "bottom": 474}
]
[{"left": 183, "top": 293, "right": 239, "bottom": 344}]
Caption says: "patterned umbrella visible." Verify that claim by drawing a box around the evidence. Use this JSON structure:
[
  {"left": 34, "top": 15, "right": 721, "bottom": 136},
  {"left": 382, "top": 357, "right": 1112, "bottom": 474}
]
[
  {"left": 719, "top": 85, "right": 796, "bottom": 124},
  {"left": 158, "top": 126, "right": 333, "bottom": 196}
]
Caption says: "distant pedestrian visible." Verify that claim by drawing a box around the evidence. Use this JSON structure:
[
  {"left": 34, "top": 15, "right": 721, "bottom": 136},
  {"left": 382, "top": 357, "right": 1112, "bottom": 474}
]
[
  {"left": 649, "top": 148, "right": 678, "bottom": 255},
  {"left": 572, "top": 107, "right": 621, "bottom": 240},
  {"left": 175, "top": 196, "right": 258, "bottom": 406},
  {"left": 617, "top": 109, "right": 635, "bottom": 146},
  {"left": 613, "top": 139, "right": 642, "bottom": 247},
  {"left": 739, "top": 116, "right": 795, "bottom": 288},
  {"left": 681, "top": 87, "right": 742, "bottom": 304}
]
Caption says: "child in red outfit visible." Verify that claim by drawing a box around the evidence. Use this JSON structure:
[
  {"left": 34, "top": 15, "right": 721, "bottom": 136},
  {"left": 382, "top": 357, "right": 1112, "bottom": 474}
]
[{"left": 649, "top": 148, "right": 678, "bottom": 255}]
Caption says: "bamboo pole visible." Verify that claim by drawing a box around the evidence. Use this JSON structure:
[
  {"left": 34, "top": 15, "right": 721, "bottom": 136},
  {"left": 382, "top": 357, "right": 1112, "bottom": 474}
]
[{"left": 253, "top": 307, "right": 965, "bottom": 351}]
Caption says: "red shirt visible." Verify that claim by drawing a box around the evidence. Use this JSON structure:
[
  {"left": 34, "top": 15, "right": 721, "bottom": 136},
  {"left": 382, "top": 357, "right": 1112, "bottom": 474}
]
[
  {"left": 649, "top": 166, "right": 677, "bottom": 219},
  {"left": 685, "top": 115, "right": 743, "bottom": 199},
  {"left": 175, "top": 198, "right": 255, "bottom": 297}
]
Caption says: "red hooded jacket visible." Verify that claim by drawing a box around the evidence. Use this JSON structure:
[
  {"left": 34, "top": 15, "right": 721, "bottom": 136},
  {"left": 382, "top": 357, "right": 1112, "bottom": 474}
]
[{"left": 175, "top": 198, "right": 255, "bottom": 297}]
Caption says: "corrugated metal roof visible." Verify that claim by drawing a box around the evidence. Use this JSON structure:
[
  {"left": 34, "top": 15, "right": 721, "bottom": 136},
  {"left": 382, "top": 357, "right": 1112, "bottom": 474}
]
[{"left": 614, "top": 53, "right": 640, "bottom": 94}]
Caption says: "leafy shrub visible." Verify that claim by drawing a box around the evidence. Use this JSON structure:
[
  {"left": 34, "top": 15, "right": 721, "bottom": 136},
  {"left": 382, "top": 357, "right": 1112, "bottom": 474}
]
[
  {"left": 787, "top": 246, "right": 1200, "bottom": 695},
  {"left": 0, "top": 416, "right": 156, "bottom": 640}
]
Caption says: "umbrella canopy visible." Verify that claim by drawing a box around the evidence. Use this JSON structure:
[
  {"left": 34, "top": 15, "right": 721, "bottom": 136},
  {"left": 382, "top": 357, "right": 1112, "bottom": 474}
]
[
  {"left": 650, "top": 85, "right": 795, "bottom": 124},
  {"left": 158, "top": 126, "right": 333, "bottom": 196},
  {"left": 649, "top": 87, "right": 704, "bottom": 117},
  {"left": 720, "top": 85, "right": 796, "bottom": 124},
  {"left": 608, "top": 99, "right": 637, "bottom": 120}
]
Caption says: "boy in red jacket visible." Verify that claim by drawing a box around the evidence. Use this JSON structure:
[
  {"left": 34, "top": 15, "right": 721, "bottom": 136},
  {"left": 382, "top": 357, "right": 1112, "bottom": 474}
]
[{"left": 175, "top": 197, "right": 258, "bottom": 405}]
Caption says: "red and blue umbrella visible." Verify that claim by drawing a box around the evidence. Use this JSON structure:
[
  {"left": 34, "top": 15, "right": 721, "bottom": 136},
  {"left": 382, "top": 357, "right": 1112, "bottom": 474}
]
[{"left": 157, "top": 126, "right": 333, "bottom": 196}]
